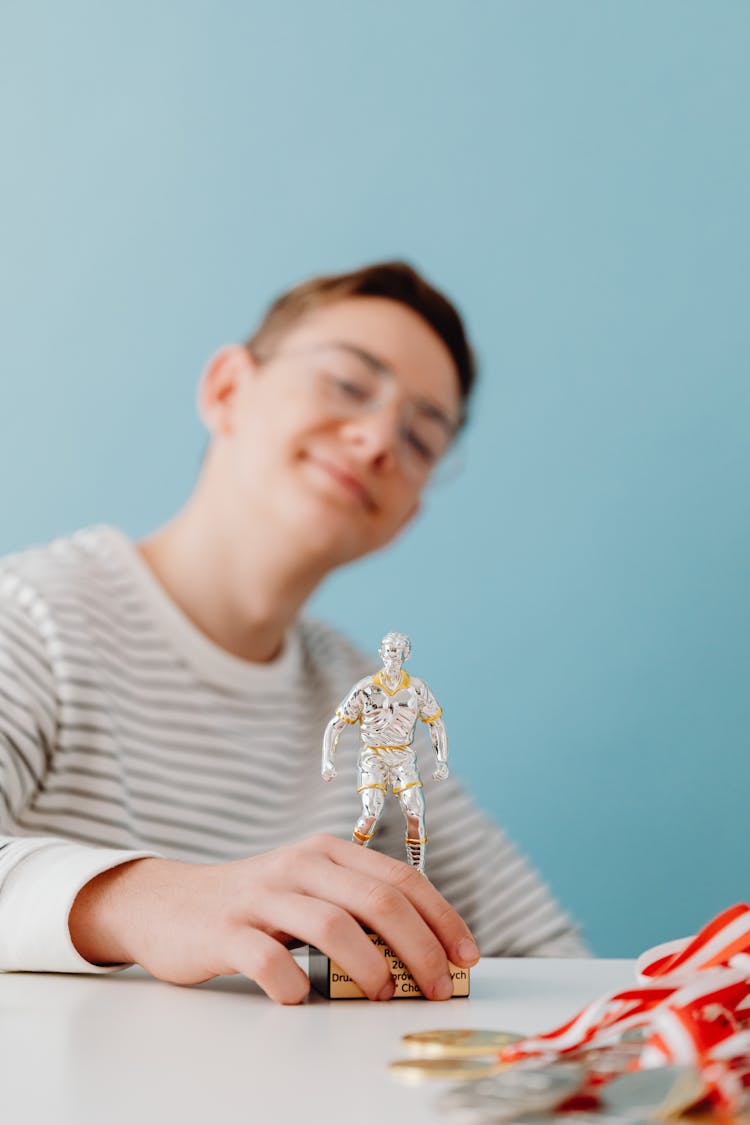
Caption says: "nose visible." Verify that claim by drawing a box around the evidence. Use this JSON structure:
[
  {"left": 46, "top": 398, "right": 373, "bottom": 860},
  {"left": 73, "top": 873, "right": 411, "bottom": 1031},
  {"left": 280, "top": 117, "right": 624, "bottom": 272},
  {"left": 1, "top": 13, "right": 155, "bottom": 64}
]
[{"left": 338, "top": 400, "right": 402, "bottom": 472}]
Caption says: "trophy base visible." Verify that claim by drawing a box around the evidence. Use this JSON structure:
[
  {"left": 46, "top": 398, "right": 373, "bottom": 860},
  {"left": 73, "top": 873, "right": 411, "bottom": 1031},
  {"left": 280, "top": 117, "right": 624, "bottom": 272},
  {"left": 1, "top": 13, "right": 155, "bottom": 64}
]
[{"left": 308, "top": 930, "right": 470, "bottom": 999}]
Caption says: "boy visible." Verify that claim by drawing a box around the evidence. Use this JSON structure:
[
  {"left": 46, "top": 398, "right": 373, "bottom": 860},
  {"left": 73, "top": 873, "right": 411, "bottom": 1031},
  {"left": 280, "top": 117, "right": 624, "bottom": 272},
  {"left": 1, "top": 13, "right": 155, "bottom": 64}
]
[{"left": 0, "top": 262, "right": 585, "bottom": 1004}]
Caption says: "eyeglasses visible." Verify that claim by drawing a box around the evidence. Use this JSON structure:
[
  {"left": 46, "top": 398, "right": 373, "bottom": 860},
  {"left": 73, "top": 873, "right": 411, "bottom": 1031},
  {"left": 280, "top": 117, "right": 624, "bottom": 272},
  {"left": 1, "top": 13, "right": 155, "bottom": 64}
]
[{"left": 251, "top": 340, "right": 463, "bottom": 484}]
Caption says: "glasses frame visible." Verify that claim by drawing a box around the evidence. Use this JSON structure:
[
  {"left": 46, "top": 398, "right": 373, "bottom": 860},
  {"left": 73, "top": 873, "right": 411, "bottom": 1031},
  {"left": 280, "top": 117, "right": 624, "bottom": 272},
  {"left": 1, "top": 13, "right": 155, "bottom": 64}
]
[{"left": 248, "top": 339, "right": 465, "bottom": 486}]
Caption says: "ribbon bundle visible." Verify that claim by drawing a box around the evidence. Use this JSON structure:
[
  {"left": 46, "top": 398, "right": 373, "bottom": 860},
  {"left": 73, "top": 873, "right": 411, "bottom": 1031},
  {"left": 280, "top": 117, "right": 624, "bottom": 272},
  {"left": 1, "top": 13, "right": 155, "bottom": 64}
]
[{"left": 499, "top": 903, "right": 750, "bottom": 1113}]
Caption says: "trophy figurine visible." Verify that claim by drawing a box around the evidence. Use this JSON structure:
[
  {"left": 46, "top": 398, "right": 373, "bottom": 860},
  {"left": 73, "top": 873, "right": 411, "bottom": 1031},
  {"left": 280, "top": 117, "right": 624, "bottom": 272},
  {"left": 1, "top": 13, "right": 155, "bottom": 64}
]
[
  {"left": 310, "top": 633, "right": 468, "bottom": 999},
  {"left": 321, "top": 630, "right": 449, "bottom": 873}
]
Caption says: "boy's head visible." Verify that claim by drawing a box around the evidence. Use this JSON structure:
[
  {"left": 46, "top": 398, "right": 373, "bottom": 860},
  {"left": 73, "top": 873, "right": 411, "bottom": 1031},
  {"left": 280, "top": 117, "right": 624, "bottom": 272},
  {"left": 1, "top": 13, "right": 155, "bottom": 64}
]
[
  {"left": 245, "top": 261, "right": 476, "bottom": 429},
  {"left": 198, "top": 261, "right": 476, "bottom": 568}
]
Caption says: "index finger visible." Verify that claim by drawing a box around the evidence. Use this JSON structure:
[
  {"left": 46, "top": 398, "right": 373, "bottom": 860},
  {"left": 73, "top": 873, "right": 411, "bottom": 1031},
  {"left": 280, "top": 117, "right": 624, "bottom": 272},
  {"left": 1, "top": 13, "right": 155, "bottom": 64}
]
[{"left": 316, "top": 835, "right": 480, "bottom": 969}]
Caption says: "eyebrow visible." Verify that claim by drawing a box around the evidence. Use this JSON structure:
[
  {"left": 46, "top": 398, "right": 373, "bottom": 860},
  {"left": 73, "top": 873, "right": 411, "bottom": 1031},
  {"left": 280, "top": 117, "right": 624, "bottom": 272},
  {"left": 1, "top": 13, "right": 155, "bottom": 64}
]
[{"left": 329, "top": 341, "right": 460, "bottom": 436}]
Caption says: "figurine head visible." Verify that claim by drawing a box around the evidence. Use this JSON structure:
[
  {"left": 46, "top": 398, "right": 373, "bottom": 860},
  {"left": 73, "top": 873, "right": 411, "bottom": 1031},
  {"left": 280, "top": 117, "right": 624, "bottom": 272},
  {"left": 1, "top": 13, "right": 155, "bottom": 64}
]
[{"left": 379, "top": 631, "right": 411, "bottom": 671}]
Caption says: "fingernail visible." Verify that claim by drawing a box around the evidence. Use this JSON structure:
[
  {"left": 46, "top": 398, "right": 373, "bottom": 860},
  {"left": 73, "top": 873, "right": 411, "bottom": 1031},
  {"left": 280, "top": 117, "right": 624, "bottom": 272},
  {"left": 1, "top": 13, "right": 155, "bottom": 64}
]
[
  {"left": 377, "top": 979, "right": 395, "bottom": 1001},
  {"left": 433, "top": 974, "right": 454, "bottom": 1000},
  {"left": 457, "top": 938, "right": 480, "bottom": 964}
]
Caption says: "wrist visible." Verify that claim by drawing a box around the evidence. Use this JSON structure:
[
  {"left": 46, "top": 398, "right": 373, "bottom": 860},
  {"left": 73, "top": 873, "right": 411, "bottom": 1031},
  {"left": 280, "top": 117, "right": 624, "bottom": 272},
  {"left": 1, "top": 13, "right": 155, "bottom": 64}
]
[{"left": 69, "top": 857, "right": 171, "bottom": 965}]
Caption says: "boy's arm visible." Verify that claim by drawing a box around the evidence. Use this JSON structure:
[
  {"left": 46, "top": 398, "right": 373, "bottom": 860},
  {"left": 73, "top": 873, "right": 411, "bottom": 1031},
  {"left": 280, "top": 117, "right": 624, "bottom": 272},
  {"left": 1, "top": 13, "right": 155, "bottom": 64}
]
[
  {"left": 0, "top": 599, "right": 478, "bottom": 998},
  {"left": 67, "top": 834, "right": 481, "bottom": 1002},
  {"left": 0, "top": 591, "right": 158, "bottom": 973}
]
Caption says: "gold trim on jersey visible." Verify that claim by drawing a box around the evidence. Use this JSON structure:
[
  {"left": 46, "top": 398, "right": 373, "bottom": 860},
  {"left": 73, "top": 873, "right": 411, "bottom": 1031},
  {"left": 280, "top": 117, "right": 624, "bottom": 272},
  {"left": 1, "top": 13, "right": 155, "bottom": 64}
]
[
  {"left": 392, "top": 781, "right": 423, "bottom": 794},
  {"left": 336, "top": 708, "right": 359, "bottom": 724},
  {"left": 353, "top": 829, "right": 375, "bottom": 842},
  {"left": 371, "top": 669, "right": 410, "bottom": 696},
  {"left": 365, "top": 743, "right": 410, "bottom": 754},
  {"left": 421, "top": 707, "right": 443, "bottom": 724}
]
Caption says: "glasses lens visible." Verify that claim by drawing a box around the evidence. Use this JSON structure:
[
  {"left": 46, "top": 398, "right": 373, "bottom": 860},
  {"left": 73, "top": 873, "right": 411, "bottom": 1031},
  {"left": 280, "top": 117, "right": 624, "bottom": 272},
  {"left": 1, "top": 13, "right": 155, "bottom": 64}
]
[
  {"left": 306, "top": 344, "right": 461, "bottom": 484},
  {"left": 404, "top": 410, "right": 454, "bottom": 464},
  {"left": 313, "top": 350, "right": 380, "bottom": 413}
]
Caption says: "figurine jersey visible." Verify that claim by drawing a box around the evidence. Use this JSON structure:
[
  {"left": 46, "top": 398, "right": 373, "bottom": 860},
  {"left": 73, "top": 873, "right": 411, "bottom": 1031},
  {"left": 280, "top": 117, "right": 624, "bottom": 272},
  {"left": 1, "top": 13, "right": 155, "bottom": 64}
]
[{"left": 321, "top": 632, "right": 449, "bottom": 872}]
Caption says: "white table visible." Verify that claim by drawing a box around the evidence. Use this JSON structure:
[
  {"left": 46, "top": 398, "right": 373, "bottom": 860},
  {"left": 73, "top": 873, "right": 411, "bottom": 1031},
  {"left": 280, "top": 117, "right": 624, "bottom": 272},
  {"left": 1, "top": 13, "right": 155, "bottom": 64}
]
[{"left": 0, "top": 957, "right": 635, "bottom": 1125}]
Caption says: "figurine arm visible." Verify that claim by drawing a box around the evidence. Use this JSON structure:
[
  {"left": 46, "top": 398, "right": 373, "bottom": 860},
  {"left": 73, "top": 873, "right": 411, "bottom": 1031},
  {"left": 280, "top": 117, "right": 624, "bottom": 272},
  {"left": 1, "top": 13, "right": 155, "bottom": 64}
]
[
  {"left": 425, "top": 713, "right": 449, "bottom": 780},
  {"left": 418, "top": 681, "right": 448, "bottom": 780},
  {"left": 321, "top": 713, "right": 347, "bottom": 780},
  {"left": 321, "top": 688, "right": 362, "bottom": 781}
]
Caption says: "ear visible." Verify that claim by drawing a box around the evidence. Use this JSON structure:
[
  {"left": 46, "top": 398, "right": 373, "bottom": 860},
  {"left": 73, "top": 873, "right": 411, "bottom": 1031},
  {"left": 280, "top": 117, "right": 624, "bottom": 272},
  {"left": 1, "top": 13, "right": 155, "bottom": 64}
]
[{"left": 196, "top": 345, "right": 256, "bottom": 436}]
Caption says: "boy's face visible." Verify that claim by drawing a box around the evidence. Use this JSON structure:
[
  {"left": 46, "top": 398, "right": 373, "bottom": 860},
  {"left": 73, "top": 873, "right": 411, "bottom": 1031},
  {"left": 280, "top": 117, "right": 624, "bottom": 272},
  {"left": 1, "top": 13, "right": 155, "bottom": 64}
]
[{"left": 201, "top": 297, "right": 463, "bottom": 567}]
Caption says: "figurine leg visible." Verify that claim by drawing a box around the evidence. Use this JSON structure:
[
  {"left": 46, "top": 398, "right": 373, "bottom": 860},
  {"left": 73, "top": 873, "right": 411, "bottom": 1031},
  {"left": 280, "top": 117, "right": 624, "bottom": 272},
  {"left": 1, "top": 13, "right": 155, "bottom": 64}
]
[
  {"left": 353, "top": 784, "right": 386, "bottom": 847},
  {"left": 395, "top": 782, "right": 427, "bottom": 872}
]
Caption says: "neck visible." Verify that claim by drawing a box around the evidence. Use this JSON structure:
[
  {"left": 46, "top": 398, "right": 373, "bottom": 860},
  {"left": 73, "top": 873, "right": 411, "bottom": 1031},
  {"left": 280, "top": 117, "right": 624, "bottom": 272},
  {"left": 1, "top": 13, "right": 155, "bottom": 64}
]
[{"left": 137, "top": 477, "right": 331, "bottom": 664}]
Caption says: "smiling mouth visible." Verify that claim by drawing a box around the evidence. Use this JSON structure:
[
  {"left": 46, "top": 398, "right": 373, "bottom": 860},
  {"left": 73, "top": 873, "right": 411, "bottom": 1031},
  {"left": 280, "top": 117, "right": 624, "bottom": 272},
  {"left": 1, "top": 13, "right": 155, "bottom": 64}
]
[{"left": 303, "top": 453, "right": 377, "bottom": 513}]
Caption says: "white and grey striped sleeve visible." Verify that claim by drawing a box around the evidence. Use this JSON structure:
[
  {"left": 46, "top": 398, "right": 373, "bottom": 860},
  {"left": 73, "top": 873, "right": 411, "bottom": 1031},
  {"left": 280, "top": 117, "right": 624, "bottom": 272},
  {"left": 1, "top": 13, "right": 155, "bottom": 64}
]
[{"left": 0, "top": 580, "right": 156, "bottom": 973}]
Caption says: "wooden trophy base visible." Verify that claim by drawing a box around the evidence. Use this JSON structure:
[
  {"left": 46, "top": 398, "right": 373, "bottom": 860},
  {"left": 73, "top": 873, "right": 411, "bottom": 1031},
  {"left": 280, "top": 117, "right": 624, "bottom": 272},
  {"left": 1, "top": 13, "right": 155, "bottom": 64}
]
[{"left": 308, "top": 930, "right": 470, "bottom": 999}]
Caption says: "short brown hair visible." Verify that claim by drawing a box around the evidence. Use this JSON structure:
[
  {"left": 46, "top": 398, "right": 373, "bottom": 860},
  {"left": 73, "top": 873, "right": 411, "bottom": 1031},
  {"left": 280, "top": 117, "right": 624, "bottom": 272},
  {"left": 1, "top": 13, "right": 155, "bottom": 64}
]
[{"left": 245, "top": 261, "right": 477, "bottom": 426}]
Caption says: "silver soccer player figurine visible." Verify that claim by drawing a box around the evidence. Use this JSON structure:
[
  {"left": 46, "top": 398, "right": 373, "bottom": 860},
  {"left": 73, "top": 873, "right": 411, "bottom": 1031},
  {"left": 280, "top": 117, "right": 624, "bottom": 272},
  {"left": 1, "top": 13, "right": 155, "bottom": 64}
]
[{"left": 321, "top": 631, "right": 449, "bottom": 873}]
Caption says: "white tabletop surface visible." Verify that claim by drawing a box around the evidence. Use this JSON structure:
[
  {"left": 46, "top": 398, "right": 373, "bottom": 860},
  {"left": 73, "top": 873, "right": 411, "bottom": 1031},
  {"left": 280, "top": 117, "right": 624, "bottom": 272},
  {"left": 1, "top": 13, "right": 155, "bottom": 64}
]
[{"left": 0, "top": 956, "right": 636, "bottom": 1125}]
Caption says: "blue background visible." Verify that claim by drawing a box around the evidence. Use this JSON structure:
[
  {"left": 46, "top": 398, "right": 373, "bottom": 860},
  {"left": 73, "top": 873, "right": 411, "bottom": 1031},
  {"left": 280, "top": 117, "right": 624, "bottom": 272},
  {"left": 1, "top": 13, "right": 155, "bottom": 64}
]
[{"left": 1, "top": 1, "right": 748, "bottom": 956}]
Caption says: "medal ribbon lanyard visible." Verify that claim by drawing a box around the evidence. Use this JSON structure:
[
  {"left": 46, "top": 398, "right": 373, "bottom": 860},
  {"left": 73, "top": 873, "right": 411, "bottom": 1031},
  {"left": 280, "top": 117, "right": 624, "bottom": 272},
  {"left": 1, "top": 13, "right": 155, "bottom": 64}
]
[{"left": 499, "top": 902, "right": 750, "bottom": 1112}]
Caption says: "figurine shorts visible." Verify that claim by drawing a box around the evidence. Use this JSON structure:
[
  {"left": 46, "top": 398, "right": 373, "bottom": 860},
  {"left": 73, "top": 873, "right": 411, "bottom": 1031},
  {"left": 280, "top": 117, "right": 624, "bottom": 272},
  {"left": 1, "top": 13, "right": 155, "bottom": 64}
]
[{"left": 357, "top": 747, "right": 422, "bottom": 795}]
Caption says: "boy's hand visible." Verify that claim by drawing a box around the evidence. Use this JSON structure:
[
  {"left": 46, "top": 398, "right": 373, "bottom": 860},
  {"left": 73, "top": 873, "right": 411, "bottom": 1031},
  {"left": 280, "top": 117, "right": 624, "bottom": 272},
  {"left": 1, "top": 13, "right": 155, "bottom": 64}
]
[{"left": 68, "top": 834, "right": 480, "bottom": 1005}]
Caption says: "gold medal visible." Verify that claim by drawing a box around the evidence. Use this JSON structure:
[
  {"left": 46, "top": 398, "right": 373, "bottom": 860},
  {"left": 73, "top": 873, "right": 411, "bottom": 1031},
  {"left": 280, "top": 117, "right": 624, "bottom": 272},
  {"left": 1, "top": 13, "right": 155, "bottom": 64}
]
[
  {"left": 400, "top": 1028, "right": 523, "bottom": 1058},
  {"left": 388, "top": 1056, "right": 502, "bottom": 1084}
]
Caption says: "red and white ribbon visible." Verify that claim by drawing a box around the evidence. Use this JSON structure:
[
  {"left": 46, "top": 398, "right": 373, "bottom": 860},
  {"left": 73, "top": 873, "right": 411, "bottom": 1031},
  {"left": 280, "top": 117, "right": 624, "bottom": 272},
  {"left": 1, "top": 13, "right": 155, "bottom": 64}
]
[{"left": 499, "top": 903, "right": 750, "bottom": 1111}]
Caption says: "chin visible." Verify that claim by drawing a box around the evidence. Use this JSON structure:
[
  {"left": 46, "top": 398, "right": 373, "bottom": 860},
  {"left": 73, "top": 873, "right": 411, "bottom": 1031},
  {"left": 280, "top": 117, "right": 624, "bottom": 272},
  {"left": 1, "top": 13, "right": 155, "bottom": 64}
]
[
  {"left": 284, "top": 458, "right": 373, "bottom": 550},
  {"left": 279, "top": 489, "right": 370, "bottom": 563}
]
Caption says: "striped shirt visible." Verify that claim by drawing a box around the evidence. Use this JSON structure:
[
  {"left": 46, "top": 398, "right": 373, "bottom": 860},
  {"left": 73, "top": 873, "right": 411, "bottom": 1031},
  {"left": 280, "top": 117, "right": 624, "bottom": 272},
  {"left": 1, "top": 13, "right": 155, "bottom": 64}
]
[{"left": 0, "top": 526, "right": 586, "bottom": 972}]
